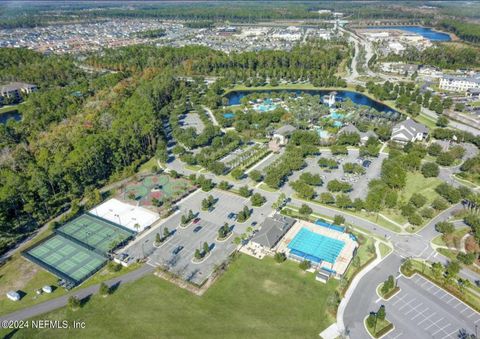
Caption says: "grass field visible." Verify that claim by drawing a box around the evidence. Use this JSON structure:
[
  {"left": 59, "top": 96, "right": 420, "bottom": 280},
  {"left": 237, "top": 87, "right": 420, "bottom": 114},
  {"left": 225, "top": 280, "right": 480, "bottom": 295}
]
[
  {"left": 5, "top": 255, "right": 339, "bottom": 339},
  {"left": 381, "top": 172, "right": 443, "bottom": 232},
  {"left": 379, "top": 243, "right": 392, "bottom": 258}
]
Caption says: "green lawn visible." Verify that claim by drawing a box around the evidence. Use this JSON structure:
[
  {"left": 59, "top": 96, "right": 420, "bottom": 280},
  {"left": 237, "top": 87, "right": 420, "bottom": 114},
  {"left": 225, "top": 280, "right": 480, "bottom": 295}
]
[
  {"left": 5, "top": 255, "right": 339, "bottom": 339},
  {"left": 381, "top": 172, "right": 443, "bottom": 233},
  {"left": 0, "top": 252, "right": 140, "bottom": 317},
  {"left": 379, "top": 243, "right": 392, "bottom": 258},
  {"left": 432, "top": 227, "right": 469, "bottom": 247}
]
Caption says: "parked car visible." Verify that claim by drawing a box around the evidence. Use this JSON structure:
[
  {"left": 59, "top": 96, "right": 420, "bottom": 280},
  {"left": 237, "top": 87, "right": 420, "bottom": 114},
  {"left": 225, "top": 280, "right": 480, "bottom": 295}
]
[
  {"left": 208, "top": 206, "right": 215, "bottom": 212},
  {"left": 193, "top": 218, "right": 201, "bottom": 224},
  {"left": 362, "top": 160, "right": 372, "bottom": 168},
  {"left": 228, "top": 212, "right": 235, "bottom": 219},
  {"left": 193, "top": 226, "right": 202, "bottom": 233},
  {"left": 172, "top": 246, "right": 184, "bottom": 255}
]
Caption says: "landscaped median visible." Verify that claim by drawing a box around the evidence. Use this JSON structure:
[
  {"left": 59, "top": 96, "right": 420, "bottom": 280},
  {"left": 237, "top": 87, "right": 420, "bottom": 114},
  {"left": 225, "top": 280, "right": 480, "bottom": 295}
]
[
  {"left": 401, "top": 258, "right": 480, "bottom": 313},
  {"left": 376, "top": 275, "right": 400, "bottom": 300},
  {"left": 364, "top": 305, "right": 394, "bottom": 339}
]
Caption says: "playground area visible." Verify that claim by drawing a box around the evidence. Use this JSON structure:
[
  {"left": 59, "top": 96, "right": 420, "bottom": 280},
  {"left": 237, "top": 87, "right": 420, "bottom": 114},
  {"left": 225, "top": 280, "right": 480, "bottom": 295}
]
[
  {"left": 57, "top": 213, "right": 134, "bottom": 253},
  {"left": 120, "top": 174, "right": 194, "bottom": 209},
  {"left": 23, "top": 234, "right": 107, "bottom": 286}
]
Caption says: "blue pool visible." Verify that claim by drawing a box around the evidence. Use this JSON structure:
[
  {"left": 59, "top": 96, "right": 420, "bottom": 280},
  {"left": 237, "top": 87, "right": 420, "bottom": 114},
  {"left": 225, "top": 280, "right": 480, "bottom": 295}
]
[
  {"left": 223, "top": 112, "right": 235, "bottom": 119},
  {"left": 288, "top": 228, "right": 345, "bottom": 264},
  {"left": 315, "top": 220, "right": 345, "bottom": 233},
  {"left": 366, "top": 26, "right": 451, "bottom": 41},
  {"left": 330, "top": 111, "right": 344, "bottom": 120}
]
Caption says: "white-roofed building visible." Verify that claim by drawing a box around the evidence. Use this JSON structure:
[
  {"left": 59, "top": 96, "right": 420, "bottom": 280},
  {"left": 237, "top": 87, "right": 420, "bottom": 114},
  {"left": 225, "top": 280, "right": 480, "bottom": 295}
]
[{"left": 90, "top": 198, "right": 160, "bottom": 233}]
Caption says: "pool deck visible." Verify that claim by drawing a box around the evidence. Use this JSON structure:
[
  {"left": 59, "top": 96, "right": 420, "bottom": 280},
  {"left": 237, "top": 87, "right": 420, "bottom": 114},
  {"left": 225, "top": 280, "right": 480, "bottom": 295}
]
[{"left": 276, "top": 220, "right": 358, "bottom": 276}]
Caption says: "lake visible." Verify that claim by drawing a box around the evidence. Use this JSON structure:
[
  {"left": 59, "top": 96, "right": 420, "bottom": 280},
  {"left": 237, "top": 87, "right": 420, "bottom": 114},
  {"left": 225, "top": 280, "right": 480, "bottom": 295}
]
[
  {"left": 0, "top": 110, "right": 21, "bottom": 124},
  {"left": 366, "top": 26, "right": 451, "bottom": 41},
  {"left": 225, "top": 89, "right": 397, "bottom": 113}
]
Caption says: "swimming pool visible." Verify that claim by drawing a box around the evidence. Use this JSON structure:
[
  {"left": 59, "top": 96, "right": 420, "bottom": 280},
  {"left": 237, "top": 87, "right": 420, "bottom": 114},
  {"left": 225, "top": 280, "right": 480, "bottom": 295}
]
[
  {"left": 288, "top": 228, "right": 345, "bottom": 264},
  {"left": 223, "top": 112, "right": 235, "bottom": 119},
  {"left": 315, "top": 220, "right": 345, "bottom": 233}
]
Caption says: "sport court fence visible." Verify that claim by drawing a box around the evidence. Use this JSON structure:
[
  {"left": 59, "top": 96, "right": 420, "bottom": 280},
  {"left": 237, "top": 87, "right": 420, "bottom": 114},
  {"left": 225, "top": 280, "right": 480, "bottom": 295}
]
[{"left": 21, "top": 233, "right": 107, "bottom": 288}]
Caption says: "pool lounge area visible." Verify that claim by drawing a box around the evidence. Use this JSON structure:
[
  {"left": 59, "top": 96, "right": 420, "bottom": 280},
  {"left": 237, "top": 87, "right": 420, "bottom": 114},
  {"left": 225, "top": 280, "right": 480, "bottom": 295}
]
[
  {"left": 276, "top": 219, "right": 359, "bottom": 277},
  {"left": 288, "top": 228, "right": 345, "bottom": 265}
]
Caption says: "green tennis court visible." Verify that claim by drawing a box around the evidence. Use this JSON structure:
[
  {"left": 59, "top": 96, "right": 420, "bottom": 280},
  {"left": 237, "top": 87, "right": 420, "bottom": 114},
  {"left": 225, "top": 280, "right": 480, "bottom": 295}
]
[
  {"left": 57, "top": 214, "right": 133, "bottom": 253},
  {"left": 24, "top": 234, "right": 106, "bottom": 284}
]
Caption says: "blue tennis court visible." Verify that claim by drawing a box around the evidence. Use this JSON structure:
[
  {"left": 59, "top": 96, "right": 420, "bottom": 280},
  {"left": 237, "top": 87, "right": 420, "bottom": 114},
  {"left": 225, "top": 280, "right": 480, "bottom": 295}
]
[{"left": 288, "top": 228, "right": 345, "bottom": 264}]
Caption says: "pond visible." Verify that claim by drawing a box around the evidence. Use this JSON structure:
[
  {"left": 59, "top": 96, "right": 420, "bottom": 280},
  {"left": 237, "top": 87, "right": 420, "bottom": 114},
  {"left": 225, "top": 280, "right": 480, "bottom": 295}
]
[
  {"left": 365, "top": 26, "right": 451, "bottom": 42},
  {"left": 0, "top": 110, "right": 21, "bottom": 124},
  {"left": 225, "top": 89, "right": 397, "bottom": 114}
]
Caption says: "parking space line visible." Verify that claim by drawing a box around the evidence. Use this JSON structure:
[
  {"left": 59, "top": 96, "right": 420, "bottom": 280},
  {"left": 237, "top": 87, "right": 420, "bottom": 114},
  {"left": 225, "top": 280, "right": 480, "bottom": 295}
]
[
  {"left": 404, "top": 302, "right": 423, "bottom": 316},
  {"left": 431, "top": 323, "right": 451, "bottom": 336},
  {"left": 411, "top": 307, "right": 430, "bottom": 320},
  {"left": 424, "top": 317, "right": 444, "bottom": 330},
  {"left": 443, "top": 329, "right": 459, "bottom": 339},
  {"left": 398, "top": 299, "right": 416, "bottom": 311},
  {"left": 389, "top": 331, "right": 403, "bottom": 339},
  {"left": 439, "top": 293, "right": 450, "bottom": 300},
  {"left": 418, "top": 312, "right": 436, "bottom": 325},
  {"left": 392, "top": 294, "right": 407, "bottom": 306}
]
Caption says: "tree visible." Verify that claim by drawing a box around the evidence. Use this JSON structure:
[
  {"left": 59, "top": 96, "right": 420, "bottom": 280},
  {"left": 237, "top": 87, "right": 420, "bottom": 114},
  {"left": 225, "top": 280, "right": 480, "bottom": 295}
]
[
  {"left": 163, "top": 227, "right": 170, "bottom": 238},
  {"left": 421, "top": 162, "right": 439, "bottom": 178},
  {"left": 239, "top": 185, "right": 251, "bottom": 198},
  {"left": 435, "top": 221, "right": 454, "bottom": 235},
  {"left": 230, "top": 167, "right": 244, "bottom": 180},
  {"left": 299, "top": 260, "right": 310, "bottom": 270},
  {"left": 381, "top": 160, "right": 406, "bottom": 189},
  {"left": 427, "top": 143, "right": 443, "bottom": 156},
  {"left": 218, "top": 180, "right": 230, "bottom": 190},
  {"left": 68, "top": 296, "right": 81, "bottom": 310},
  {"left": 409, "top": 193, "right": 427, "bottom": 208},
  {"left": 377, "top": 305, "right": 386, "bottom": 321},
  {"left": 436, "top": 152, "right": 455, "bottom": 166},
  {"left": 203, "top": 242, "right": 210, "bottom": 254},
  {"left": 299, "top": 204, "right": 312, "bottom": 216},
  {"left": 274, "top": 252, "right": 286, "bottom": 263},
  {"left": 320, "top": 192, "right": 335, "bottom": 204},
  {"left": 249, "top": 170, "right": 263, "bottom": 182},
  {"left": 194, "top": 249, "right": 202, "bottom": 260},
  {"left": 333, "top": 215, "right": 345, "bottom": 225},
  {"left": 250, "top": 193, "right": 266, "bottom": 207},
  {"left": 99, "top": 282, "right": 109, "bottom": 296},
  {"left": 436, "top": 115, "right": 449, "bottom": 127},
  {"left": 446, "top": 260, "right": 461, "bottom": 279},
  {"left": 155, "top": 233, "right": 161, "bottom": 244},
  {"left": 367, "top": 312, "right": 376, "bottom": 328}
]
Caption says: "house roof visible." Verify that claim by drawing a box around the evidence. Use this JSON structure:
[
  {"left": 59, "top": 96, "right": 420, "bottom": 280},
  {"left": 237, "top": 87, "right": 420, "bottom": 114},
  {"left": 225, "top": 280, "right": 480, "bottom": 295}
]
[
  {"left": 360, "top": 130, "right": 377, "bottom": 139},
  {"left": 250, "top": 214, "right": 296, "bottom": 248},
  {"left": 392, "top": 118, "right": 428, "bottom": 139},
  {"left": 339, "top": 123, "right": 360, "bottom": 135},
  {"left": 273, "top": 124, "right": 296, "bottom": 136}
]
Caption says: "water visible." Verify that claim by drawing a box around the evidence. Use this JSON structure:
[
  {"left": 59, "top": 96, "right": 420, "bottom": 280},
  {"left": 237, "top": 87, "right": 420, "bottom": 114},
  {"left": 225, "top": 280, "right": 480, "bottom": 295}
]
[
  {"left": 226, "top": 89, "right": 397, "bottom": 113},
  {"left": 0, "top": 110, "right": 21, "bottom": 124},
  {"left": 366, "top": 26, "right": 451, "bottom": 41},
  {"left": 223, "top": 112, "right": 235, "bottom": 119}
]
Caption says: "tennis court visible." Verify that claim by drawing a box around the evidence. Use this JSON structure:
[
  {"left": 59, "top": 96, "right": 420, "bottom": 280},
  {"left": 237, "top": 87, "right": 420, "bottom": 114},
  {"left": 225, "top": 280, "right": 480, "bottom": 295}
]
[
  {"left": 287, "top": 228, "right": 345, "bottom": 264},
  {"left": 57, "top": 214, "right": 134, "bottom": 253},
  {"left": 24, "top": 234, "right": 106, "bottom": 285}
]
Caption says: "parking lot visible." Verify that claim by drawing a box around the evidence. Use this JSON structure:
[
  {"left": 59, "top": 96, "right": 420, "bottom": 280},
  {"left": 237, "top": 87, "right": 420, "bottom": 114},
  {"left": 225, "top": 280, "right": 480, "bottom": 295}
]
[
  {"left": 282, "top": 149, "right": 386, "bottom": 200},
  {"left": 124, "top": 188, "right": 274, "bottom": 285},
  {"left": 382, "top": 274, "right": 480, "bottom": 339},
  {"left": 179, "top": 112, "right": 205, "bottom": 134}
]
